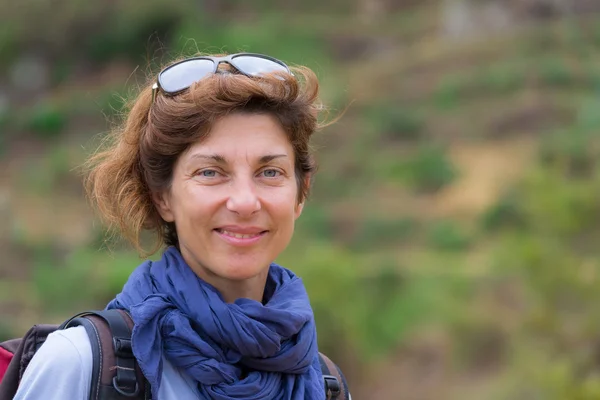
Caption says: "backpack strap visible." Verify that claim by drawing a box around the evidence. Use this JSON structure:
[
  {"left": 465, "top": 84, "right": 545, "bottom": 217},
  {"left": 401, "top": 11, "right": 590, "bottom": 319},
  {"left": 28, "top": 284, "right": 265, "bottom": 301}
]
[
  {"left": 60, "top": 310, "right": 148, "bottom": 399},
  {"left": 318, "top": 352, "right": 350, "bottom": 400}
]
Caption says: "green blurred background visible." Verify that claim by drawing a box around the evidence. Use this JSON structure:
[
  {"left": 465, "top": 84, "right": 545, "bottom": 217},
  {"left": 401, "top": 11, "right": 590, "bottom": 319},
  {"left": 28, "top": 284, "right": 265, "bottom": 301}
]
[{"left": 4, "top": 0, "right": 600, "bottom": 398}]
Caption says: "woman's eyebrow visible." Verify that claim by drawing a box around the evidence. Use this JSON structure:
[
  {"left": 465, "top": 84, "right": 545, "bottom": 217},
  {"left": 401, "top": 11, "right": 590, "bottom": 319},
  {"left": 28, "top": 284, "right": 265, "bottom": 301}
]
[
  {"left": 189, "top": 153, "right": 226, "bottom": 163},
  {"left": 259, "top": 154, "right": 288, "bottom": 163}
]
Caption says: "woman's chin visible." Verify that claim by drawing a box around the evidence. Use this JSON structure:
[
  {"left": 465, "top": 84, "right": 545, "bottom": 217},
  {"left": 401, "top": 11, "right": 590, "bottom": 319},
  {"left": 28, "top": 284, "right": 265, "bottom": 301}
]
[{"left": 216, "top": 260, "right": 270, "bottom": 282}]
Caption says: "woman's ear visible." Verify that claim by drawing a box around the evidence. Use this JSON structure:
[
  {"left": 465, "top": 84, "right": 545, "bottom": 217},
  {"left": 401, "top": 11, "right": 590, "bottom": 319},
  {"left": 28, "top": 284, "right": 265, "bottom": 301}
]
[
  {"left": 294, "top": 201, "right": 305, "bottom": 219},
  {"left": 294, "top": 175, "right": 311, "bottom": 219},
  {"left": 152, "top": 190, "right": 175, "bottom": 222}
]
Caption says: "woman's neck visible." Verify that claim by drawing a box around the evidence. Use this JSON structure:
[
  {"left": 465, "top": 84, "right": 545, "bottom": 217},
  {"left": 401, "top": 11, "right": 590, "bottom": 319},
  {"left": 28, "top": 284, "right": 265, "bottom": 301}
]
[
  {"left": 213, "top": 273, "right": 269, "bottom": 303},
  {"left": 179, "top": 246, "right": 270, "bottom": 303}
]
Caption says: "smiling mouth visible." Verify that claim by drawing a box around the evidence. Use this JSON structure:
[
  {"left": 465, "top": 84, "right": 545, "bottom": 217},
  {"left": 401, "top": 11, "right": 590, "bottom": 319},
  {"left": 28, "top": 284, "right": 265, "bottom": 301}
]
[{"left": 214, "top": 228, "right": 268, "bottom": 239}]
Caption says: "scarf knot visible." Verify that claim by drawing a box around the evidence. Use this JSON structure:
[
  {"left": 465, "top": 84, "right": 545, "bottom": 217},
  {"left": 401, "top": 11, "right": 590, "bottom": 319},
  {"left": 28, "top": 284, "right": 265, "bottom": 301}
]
[{"left": 106, "top": 247, "right": 324, "bottom": 399}]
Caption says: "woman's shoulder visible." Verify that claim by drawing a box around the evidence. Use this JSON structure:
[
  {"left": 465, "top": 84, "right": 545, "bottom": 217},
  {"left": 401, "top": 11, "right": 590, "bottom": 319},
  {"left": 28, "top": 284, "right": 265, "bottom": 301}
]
[
  {"left": 45, "top": 325, "right": 93, "bottom": 359},
  {"left": 13, "top": 326, "right": 92, "bottom": 399}
]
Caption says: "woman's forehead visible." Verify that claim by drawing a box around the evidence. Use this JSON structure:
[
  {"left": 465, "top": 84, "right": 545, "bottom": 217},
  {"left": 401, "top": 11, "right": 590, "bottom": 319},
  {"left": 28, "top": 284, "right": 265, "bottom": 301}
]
[{"left": 180, "top": 114, "right": 294, "bottom": 165}]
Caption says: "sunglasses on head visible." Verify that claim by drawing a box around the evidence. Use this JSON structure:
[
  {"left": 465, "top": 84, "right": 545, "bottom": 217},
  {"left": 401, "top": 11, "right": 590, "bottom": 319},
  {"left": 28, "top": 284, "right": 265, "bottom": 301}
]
[{"left": 151, "top": 53, "right": 291, "bottom": 102}]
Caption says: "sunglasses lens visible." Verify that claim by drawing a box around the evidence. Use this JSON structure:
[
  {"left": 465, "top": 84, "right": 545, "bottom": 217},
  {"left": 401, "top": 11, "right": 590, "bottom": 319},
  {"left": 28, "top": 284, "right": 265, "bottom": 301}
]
[
  {"left": 159, "top": 59, "right": 215, "bottom": 93},
  {"left": 232, "top": 56, "right": 289, "bottom": 77}
]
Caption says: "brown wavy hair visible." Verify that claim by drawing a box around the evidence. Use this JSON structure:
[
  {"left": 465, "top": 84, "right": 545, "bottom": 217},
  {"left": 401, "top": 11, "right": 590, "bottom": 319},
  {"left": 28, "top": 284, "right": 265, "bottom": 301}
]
[{"left": 84, "top": 55, "right": 328, "bottom": 256}]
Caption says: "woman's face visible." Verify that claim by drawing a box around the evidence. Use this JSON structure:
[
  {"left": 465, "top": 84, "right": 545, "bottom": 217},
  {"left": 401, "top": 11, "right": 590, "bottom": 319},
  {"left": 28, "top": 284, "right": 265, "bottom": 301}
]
[{"left": 154, "top": 112, "right": 304, "bottom": 284}]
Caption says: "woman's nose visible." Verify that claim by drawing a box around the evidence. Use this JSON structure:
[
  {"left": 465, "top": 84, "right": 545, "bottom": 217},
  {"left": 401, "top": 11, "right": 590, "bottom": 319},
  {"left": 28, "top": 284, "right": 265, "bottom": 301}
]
[{"left": 225, "top": 179, "right": 261, "bottom": 217}]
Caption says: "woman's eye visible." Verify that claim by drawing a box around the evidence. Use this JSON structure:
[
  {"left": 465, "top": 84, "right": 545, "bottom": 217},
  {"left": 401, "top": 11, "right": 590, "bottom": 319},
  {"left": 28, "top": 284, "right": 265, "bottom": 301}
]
[
  {"left": 262, "top": 169, "right": 281, "bottom": 178},
  {"left": 199, "top": 169, "right": 218, "bottom": 177}
]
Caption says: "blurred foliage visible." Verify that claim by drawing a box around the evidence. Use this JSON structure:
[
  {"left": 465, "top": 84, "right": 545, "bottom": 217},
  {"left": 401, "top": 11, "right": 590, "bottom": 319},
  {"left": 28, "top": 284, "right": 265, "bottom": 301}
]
[
  {"left": 362, "top": 103, "right": 425, "bottom": 142},
  {"left": 350, "top": 216, "right": 417, "bottom": 251},
  {"left": 32, "top": 246, "right": 142, "bottom": 316},
  {"left": 25, "top": 102, "right": 69, "bottom": 139},
  {"left": 5, "top": 1, "right": 600, "bottom": 398},
  {"left": 426, "top": 220, "right": 471, "bottom": 252},
  {"left": 389, "top": 144, "right": 458, "bottom": 192}
]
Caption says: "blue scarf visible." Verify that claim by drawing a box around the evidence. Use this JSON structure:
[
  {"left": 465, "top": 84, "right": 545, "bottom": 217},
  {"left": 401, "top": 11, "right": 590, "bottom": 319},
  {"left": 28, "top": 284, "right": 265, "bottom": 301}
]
[{"left": 106, "top": 247, "right": 324, "bottom": 399}]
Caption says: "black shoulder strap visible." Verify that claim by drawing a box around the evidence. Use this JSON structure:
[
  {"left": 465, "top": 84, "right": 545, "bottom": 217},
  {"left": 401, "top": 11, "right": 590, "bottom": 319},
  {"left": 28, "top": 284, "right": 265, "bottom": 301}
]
[
  {"left": 60, "top": 310, "right": 149, "bottom": 400},
  {"left": 319, "top": 352, "right": 350, "bottom": 400}
]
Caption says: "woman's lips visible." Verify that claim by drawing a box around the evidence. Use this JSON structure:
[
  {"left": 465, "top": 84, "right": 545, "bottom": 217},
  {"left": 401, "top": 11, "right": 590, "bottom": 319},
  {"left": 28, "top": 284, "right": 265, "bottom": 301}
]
[{"left": 214, "top": 228, "right": 268, "bottom": 246}]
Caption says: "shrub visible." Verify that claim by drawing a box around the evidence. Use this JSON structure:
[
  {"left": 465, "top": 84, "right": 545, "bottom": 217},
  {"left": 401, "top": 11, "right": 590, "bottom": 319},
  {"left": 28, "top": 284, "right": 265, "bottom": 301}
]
[
  {"left": 25, "top": 102, "right": 68, "bottom": 139},
  {"left": 390, "top": 145, "right": 457, "bottom": 193},
  {"left": 426, "top": 220, "right": 471, "bottom": 251},
  {"left": 362, "top": 104, "right": 425, "bottom": 142}
]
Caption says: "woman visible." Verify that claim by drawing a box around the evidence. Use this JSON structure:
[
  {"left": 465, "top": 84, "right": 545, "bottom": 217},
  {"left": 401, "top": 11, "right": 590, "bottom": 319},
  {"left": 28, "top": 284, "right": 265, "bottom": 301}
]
[{"left": 13, "top": 53, "right": 343, "bottom": 399}]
